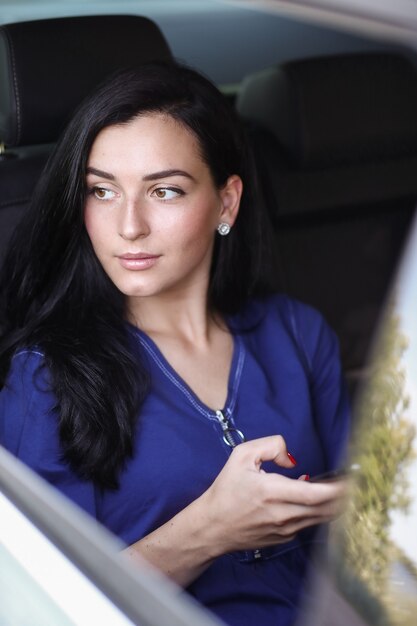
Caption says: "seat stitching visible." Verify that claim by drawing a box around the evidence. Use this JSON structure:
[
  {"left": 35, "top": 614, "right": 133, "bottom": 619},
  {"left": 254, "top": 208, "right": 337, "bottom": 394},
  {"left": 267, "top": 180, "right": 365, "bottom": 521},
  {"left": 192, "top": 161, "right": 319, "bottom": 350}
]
[
  {"left": 4, "top": 28, "right": 21, "bottom": 145},
  {"left": 0, "top": 195, "right": 30, "bottom": 209}
]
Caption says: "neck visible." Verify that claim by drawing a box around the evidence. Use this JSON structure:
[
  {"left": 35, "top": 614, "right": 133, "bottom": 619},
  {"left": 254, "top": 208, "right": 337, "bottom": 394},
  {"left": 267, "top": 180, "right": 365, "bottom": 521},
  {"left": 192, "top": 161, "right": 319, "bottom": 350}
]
[{"left": 127, "top": 286, "right": 224, "bottom": 346}]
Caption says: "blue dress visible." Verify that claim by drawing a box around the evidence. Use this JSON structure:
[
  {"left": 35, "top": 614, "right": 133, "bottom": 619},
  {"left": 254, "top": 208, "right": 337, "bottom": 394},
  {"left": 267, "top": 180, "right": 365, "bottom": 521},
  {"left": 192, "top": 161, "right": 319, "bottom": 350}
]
[{"left": 0, "top": 294, "right": 350, "bottom": 626}]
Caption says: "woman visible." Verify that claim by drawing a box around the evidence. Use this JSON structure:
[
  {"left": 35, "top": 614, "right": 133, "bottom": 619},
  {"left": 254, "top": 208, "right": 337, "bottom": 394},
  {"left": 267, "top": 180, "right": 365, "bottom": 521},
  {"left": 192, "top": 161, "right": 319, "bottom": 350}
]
[{"left": 0, "top": 61, "right": 349, "bottom": 625}]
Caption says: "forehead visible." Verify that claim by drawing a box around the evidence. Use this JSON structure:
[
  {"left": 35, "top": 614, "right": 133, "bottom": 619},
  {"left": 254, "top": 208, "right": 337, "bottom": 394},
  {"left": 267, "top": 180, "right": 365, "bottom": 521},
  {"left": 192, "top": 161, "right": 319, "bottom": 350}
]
[{"left": 89, "top": 113, "right": 204, "bottom": 163}]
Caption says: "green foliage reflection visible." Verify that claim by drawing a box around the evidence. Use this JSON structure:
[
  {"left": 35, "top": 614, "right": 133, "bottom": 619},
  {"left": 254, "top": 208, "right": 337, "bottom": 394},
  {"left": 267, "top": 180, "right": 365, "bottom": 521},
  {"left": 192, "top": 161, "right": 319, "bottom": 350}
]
[{"left": 336, "top": 304, "right": 416, "bottom": 625}]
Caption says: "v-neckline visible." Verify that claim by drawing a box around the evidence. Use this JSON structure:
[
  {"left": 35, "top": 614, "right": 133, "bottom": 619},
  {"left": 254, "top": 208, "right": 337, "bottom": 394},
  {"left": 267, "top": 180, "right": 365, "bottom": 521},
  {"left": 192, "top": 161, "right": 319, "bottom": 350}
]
[{"left": 129, "top": 323, "right": 245, "bottom": 420}]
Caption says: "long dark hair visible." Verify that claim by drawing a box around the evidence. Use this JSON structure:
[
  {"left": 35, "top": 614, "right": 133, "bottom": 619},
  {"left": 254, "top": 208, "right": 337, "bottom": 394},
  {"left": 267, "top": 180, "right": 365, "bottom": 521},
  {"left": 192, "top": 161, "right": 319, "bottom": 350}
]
[{"left": 0, "top": 61, "right": 271, "bottom": 488}]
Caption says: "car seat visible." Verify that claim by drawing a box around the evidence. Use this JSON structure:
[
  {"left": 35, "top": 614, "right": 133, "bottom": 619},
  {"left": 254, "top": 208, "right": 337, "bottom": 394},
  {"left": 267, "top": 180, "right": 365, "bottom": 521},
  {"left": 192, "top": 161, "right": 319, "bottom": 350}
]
[
  {"left": 0, "top": 14, "right": 172, "bottom": 265},
  {"left": 236, "top": 51, "right": 417, "bottom": 396}
]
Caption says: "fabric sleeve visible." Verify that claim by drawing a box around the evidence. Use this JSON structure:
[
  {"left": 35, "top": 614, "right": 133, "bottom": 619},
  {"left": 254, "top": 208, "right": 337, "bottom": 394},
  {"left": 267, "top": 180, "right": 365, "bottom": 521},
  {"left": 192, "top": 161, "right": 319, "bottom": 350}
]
[
  {"left": 290, "top": 299, "right": 351, "bottom": 470},
  {"left": 0, "top": 351, "right": 98, "bottom": 518}
]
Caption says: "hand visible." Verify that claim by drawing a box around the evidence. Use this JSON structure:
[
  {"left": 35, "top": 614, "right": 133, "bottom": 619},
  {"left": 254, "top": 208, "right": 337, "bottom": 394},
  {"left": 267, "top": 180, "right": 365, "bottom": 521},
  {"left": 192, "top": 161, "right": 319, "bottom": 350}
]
[
  {"left": 201, "top": 435, "right": 348, "bottom": 556},
  {"left": 126, "top": 434, "right": 348, "bottom": 587}
]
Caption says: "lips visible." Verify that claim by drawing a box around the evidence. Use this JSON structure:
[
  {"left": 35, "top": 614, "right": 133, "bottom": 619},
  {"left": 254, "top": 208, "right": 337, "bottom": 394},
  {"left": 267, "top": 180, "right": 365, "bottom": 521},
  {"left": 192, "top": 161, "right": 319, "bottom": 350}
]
[{"left": 117, "top": 252, "right": 160, "bottom": 270}]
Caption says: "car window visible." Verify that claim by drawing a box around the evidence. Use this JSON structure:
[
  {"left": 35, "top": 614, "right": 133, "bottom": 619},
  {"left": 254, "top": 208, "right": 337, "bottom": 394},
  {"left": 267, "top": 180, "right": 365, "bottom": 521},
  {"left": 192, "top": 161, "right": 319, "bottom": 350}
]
[
  {"left": 0, "top": 494, "right": 134, "bottom": 626},
  {"left": 0, "top": 446, "right": 223, "bottom": 626},
  {"left": 295, "top": 216, "right": 417, "bottom": 626},
  {"left": 1, "top": 2, "right": 417, "bottom": 625},
  {"left": 339, "top": 214, "right": 417, "bottom": 625},
  {"left": 0, "top": 0, "right": 405, "bottom": 86}
]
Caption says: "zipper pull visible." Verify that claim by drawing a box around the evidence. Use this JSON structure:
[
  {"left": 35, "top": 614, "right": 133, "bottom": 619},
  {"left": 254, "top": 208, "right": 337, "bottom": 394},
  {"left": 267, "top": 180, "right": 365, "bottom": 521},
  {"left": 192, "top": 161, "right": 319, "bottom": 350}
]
[
  {"left": 216, "top": 411, "right": 262, "bottom": 561},
  {"left": 215, "top": 410, "right": 245, "bottom": 448},
  {"left": 216, "top": 411, "right": 261, "bottom": 560}
]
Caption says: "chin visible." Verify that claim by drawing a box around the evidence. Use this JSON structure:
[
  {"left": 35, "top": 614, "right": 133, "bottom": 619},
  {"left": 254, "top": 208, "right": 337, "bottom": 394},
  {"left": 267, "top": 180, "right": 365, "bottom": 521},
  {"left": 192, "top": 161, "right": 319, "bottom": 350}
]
[{"left": 116, "top": 280, "right": 165, "bottom": 299}]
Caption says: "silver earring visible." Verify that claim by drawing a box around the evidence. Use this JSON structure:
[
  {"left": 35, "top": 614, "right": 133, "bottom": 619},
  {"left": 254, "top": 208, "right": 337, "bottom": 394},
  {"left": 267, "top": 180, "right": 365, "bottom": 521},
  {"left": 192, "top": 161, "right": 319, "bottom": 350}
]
[{"left": 217, "top": 222, "right": 231, "bottom": 236}]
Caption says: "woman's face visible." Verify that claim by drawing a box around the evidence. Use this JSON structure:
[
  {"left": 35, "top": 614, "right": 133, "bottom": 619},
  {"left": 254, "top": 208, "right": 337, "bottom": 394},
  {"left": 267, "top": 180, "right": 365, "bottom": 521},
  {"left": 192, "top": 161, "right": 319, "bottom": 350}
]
[{"left": 84, "top": 113, "right": 242, "bottom": 305}]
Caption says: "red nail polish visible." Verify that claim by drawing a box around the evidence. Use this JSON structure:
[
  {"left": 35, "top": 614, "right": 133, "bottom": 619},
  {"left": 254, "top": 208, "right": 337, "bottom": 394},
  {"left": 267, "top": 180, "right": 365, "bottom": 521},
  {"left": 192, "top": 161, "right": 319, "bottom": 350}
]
[
  {"left": 304, "top": 474, "right": 310, "bottom": 481},
  {"left": 287, "top": 452, "right": 297, "bottom": 465}
]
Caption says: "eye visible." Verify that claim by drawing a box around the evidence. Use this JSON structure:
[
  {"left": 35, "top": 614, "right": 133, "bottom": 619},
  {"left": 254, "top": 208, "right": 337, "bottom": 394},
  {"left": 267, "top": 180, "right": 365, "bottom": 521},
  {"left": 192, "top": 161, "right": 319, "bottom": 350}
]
[
  {"left": 152, "top": 187, "right": 184, "bottom": 200},
  {"left": 90, "top": 186, "right": 116, "bottom": 201}
]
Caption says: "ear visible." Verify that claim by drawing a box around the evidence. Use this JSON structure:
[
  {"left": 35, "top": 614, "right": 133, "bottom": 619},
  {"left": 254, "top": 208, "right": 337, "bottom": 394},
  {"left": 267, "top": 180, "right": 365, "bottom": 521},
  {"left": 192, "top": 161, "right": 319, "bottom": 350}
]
[{"left": 218, "top": 175, "right": 243, "bottom": 227}]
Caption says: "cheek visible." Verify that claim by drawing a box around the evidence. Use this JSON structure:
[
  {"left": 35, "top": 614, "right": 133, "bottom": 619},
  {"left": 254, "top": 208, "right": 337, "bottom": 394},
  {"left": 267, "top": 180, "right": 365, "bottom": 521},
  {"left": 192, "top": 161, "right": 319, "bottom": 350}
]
[{"left": 171, "top": 203, "right": 218, "bottom": 250}]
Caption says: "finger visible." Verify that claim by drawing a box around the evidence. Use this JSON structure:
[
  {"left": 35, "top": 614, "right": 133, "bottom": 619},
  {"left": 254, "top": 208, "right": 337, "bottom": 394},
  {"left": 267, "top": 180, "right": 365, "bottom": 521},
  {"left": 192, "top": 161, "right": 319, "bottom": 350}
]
[
  {"left": 270, "top": 498, "right": 346, "bottom": 533},
  {"left": 233, "top": 435, "right": 295, "bottom": 471},
  {"left": 274, "top": 515, "right": 327, "bottom": 538},
  {"left": 285, "top": 497, "right": 347, "bottom": 530},
  {"left": 265, "top": 473, "right": 348, "bottom": 506}
]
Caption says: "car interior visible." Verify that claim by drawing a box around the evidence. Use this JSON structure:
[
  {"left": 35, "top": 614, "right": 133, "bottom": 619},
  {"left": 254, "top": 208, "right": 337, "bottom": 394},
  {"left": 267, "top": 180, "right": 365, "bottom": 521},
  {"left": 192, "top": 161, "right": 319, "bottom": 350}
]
[
  {"left": 1, "top": 6, "right": 417, "bottom": 625},
  {"left": 1, "top": 12, "right": 417, "bottom": 404},
  {"left": 0, "top": 443, "right": 222, "bottom": 626},
  {"left": 0, "top": 15, "right": 172, "bottom": 265},
  {"left": 236, "top": 50, "right": 417, "bottom": 396}
]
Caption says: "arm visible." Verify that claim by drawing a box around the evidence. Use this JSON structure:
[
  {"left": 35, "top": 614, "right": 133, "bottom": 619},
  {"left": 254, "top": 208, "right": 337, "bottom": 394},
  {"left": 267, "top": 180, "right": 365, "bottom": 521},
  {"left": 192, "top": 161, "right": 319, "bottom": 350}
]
[
  {"left": 307, "top": 315, "right": 351, "bottom": 470},
  {"left": 0, "top": 351, "right": 97, "bottom": 517},
  {"left": 123, "top": 434, "right": 348, "bottom": 587},
  {"left": 287, "top": 298, "right": 351, "bottom": 469},
  {"left": 125, "top": 304, "right": 351, "bottom": 586}
]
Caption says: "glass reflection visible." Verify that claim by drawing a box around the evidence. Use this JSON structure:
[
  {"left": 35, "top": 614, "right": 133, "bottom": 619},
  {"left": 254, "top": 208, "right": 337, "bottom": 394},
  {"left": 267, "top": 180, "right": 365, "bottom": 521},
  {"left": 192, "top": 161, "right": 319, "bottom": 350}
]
[{"left": 299, "top": 216, "right": 417, "bottom": 626}]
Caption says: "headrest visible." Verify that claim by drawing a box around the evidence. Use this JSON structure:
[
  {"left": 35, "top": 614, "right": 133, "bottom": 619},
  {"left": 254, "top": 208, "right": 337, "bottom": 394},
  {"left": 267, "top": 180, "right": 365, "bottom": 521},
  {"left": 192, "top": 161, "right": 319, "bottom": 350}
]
[
  {"left": 0, "top": 15, "right": 173, "bottom": 147},
  {"left": 237, "top": 52, "right": 417, "bottom": 168}
]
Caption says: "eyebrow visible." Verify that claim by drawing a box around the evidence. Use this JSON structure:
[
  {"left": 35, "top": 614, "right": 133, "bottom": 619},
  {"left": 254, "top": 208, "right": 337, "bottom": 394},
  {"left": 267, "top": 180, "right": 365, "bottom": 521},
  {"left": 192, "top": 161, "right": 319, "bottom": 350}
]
[
  {"left": 86, "top": 166, "right": 195, "bottom": 182},
  {"left": 86, "top": 166, "right": 115, "bottom": 180},
  {"left": 143, "top": 169, "right": 195, "bottom": 182}
]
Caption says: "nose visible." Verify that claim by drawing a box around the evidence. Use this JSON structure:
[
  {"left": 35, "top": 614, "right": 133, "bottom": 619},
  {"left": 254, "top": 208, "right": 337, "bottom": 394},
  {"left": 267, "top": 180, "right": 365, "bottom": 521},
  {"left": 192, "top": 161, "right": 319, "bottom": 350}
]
[{"left": 118, "top": 198, "right": 150, "bottom": 241}]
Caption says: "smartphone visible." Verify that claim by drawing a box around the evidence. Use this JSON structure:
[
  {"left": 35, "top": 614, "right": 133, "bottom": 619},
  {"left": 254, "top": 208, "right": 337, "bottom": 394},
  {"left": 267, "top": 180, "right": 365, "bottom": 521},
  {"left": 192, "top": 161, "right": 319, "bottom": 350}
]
[{"left": 309, "top": 464, "right": 360, "bottom": 483}]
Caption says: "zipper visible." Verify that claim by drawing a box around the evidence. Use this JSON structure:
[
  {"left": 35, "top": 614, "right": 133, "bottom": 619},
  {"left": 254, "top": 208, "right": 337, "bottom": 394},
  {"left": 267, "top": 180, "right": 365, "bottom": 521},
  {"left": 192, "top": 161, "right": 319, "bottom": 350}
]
[
  {"left": 215, "top": 410, "right": 263, "bottom": 562},
  {"left": 215, "top": 410, "right": 245, "bottom": 448},
  {"left": 131, "top": 330, "right": 259, "bottom": 559}
]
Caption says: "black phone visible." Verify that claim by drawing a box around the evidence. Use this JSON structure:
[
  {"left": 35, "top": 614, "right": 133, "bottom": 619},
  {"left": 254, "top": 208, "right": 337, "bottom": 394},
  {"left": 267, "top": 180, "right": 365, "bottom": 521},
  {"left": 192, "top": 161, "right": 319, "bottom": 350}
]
[{"left": 309, "top": 464, "right": 360, "bottom": 483}]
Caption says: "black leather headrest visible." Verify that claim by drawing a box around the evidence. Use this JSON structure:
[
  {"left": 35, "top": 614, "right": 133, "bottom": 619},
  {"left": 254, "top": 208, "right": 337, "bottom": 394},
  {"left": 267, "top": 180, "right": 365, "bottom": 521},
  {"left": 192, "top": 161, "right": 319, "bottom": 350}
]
[
  {"left": 237, "top": 52, "right": 417, "bottom": 168},
  {"left": 0, "top": 15, "right": 173, "bottom": 147}
]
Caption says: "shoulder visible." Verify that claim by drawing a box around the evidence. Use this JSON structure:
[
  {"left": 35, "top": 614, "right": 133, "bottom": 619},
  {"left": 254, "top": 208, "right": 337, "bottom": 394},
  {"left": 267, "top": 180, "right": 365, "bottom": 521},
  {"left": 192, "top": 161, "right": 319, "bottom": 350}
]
[
  {"left": 235, "top": 293, "right": 340, "bottom": 374},
  {"left": 235, "top": 293, "right": 332, "bottom": 339},
  {"left": 0, "top": 349, "right": 54, "bottom": 455},
  {"left": 6, "top": 348, "right": 46, "bottom": 376},
  {"left": 1, "top": 349, "right": 98, "bottom": 518},
  {"left": 2, "top": 349, "right": 52, "bottom": 400},
  {"left": 265, "top": 292, "right": 326, "bottom": 326},
  {"left": 2, "top": 348, "right": 50, "bottom": 394}
]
